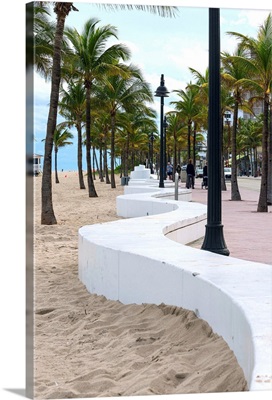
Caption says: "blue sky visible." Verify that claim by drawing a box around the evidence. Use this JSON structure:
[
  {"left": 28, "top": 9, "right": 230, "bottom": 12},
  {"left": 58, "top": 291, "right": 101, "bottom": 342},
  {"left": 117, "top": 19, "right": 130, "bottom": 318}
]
[{"left": 33, "top": 0, "right": 272, "bottom": 171}]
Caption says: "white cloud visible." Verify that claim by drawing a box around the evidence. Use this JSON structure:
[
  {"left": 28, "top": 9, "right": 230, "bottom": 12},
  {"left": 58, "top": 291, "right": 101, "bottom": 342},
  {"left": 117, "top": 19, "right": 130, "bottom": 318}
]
[
  {"left": 238, "top": 9, "right": 271, "bottom": 29},
  {"left": 34, "top": 73, "right": 50, "bottom": 102}
]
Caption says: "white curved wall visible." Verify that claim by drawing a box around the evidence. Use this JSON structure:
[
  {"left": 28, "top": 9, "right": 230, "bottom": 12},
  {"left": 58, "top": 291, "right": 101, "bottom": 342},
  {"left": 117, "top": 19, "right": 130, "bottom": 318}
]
[{"left": 78, "top": 188, "right": 272, "bottom": 392}]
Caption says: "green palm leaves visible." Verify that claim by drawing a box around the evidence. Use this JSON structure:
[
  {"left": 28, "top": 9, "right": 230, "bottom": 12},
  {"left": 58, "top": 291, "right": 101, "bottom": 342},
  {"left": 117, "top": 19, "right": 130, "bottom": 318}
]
[
  {"left": 227, "top": 13, "right": 272, "bottom": 211},
  {"left": 64, "top": 17, "right": 131, "bottom": 196}
]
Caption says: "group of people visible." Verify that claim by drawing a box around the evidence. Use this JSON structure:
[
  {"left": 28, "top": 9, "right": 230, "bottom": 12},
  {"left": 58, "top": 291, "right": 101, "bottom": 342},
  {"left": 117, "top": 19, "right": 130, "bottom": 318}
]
[{"left": 165, "top": 159, "right": 208, "bottom": 190}]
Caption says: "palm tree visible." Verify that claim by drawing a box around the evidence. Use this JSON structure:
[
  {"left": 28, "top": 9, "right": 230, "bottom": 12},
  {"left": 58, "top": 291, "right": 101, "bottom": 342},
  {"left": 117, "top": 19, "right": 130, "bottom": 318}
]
[
  {"left": 40, "top": 2, "right": 78, "bottom": 224},
  {"left": 39, "top": 2, "right": 178, "bottom": 224},
  {"left": 227, "top": 13, "right": 272, "bottom": 212},
  {"left": 95, "top": 66, "right": 154, "bottom": 188},
  {"left": 237, "top": 117, "right": 263, "bottom": 176},
  {"left": 269, "top": 97, "right": 272, "bottom": 205},
  {"left": 53, "top": 126, "right": 74, "bottom": 183},
  {"left": 220, "top": 83, "right": 236, "bottom": 191},
  {"left": 165, "top": 112, "right": 186, "bottom": 173},
  {"left": 65, "top": 18, "right": 132, "bottom": 194},
  {"left": 171, "top": 85, "right": 201, "bottom": 162},
  {"left": 42, "top": 124, "right": 74, "bottom": 183},
  {"left": 32, "top": 3, "right": 55, "bottom": 78},
  {"left": 188, "top": 67, "right": 209, "bottom": 109},
  {"left": 116, "top": 108, "right": 158, "bottom": 175},
  {"left": 221, "top": 46, "right": 254, "bottom": 201},
  {"left": 59, "top": 81, "right": 86, "bottom": 189}
]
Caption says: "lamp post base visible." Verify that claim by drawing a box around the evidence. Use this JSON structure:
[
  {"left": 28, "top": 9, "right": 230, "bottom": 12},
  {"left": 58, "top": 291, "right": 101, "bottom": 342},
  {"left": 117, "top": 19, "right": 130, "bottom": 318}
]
[{"left": 201, "top": 224, "right": 230, "bottom": 256}]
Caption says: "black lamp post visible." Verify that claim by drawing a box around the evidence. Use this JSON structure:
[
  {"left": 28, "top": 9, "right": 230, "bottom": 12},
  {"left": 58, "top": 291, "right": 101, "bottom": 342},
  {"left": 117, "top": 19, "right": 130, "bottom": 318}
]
[
  {"left": 155, "top": 74, "right": 169, "bottom": 188},
  {"left": 201, "top": 8, "right": 229, "bottom": 256}
]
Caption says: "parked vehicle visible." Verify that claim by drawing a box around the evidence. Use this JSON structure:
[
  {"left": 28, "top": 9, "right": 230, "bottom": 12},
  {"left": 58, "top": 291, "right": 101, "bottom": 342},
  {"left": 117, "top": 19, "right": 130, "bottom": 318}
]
[{"left": 224, "top": 167, "right": 231, "bottom": 180}]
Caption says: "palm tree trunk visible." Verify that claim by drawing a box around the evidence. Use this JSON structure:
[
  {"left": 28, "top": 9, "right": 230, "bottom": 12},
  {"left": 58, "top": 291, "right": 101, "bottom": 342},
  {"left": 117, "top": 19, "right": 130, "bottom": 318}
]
[
  {"left": 99, "top": 146, "right": 104, "bottom": 182},
  {"left": 92, "top": 147, "right": 96, "bottom": 180},
  {"left": 76, "top": 122, "right": 85, "bottom": 189},
  {"left": 104, "top": 146, "right": 110, "bottom": 184},
  {"left": 193, "top": 123, "right": 197, "bottom": 167},
  {"left": 221, "top": 117, "right": 227, "bottom": 191},
  {"left": 110, "top": 112, "right": 116, "bottom": 188},
  {"left": 267, "top": 100, "right": 272, "bottom": 205},
  {"left": 125, "top": 133, "right": 130, "bottom": 176},
  {"left": 257, "top": 95, "right": 269, "bottom": 212},
  {"left": 187, "top": 122, "right": 191, "bottom": 160},
  {"left": 41, "top": 8, "right": 68, "bottom": 224},
  {"left": 94, "top": 149, "right": 100, "bottom": 179},
  {"left": 85, "top": 83, "right": 98, "bottom": 197},
  {"left": 231, "top": 99, "right": 241, "bottom": 200},
  {"left": 55, "top": 147, "right": 59, "bottom": 184}
]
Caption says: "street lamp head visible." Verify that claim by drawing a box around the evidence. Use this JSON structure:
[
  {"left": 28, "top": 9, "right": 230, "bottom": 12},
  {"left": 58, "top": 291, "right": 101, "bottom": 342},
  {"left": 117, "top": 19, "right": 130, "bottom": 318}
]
[
  {"left": 155, "top": 74, "right": 169, "bottom": 98},
  {"left": 224, "top": 111, "right": 231, "bottom": 121}
]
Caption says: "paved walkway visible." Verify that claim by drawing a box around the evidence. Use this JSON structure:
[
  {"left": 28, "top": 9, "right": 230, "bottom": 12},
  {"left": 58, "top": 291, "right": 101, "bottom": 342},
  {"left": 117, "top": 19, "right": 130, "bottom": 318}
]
[{"left": 186, "top": 177, "right": 272, "bottom": 265}]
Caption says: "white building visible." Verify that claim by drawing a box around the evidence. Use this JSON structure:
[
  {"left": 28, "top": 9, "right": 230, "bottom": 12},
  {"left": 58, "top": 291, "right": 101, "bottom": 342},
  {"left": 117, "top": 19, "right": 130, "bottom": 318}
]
[{"left": 33, "top": 154, "right": 43, "bottom": 175}]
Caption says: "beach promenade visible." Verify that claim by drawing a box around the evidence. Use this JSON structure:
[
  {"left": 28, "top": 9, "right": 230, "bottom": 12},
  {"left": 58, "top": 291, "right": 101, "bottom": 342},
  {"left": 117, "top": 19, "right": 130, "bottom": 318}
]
[{"left": 188, "top": 176, "right": 272, "bottom": 266}]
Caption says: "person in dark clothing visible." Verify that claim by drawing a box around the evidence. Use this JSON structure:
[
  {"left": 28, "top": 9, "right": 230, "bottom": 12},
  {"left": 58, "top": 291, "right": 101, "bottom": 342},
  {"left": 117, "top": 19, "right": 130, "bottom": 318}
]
[
  {"left": 202, "top": 163, "right": 208, "bottom": 189},
  {"left": 166, "top": 162, "right": 173, "bottom": 180},
  {"left": 186, "top": 159, "right": 195, "bottom": 189}
]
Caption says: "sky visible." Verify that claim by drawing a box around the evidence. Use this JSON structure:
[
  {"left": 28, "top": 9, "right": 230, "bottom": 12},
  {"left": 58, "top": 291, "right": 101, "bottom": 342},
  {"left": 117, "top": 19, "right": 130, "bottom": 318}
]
[
  {"left": 1, "top": 1, "right": 272, "bottom": 400},
  {"left": 33, "top": 0, "right": 272, "bottom": 171}
]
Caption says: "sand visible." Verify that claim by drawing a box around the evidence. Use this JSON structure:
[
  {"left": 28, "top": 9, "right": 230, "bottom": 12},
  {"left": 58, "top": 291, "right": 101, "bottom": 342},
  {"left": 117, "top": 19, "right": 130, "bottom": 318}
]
[{"left": 33, "top": 171, "right": 247, "bottom": 399}]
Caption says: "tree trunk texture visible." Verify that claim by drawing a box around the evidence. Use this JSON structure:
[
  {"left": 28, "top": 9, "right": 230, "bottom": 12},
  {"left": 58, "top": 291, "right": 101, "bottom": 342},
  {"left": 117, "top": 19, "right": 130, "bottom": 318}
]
[
  {"left": 257, "top": 95, "right": 269, "bottom": 212},
  {"left": 110, "top": 112, "right": 116, "bottom": 188},
  {"left": 41, "top": 11, "right": 67, "bottom": 224},
  {"left": 85, "top": 83, "right": 98, "bottom": 197},
  {"left": 231, "top": 99, "right": 241, "bottom": 200},
  {"left": 267, "top": 101, "right": 272, "bottom": 205},
  {"left": 55, "top": 148, "right": 59, "bottom": 184},
  {"left": 77, "top": 122, "right": 85, "bottom": 189}
]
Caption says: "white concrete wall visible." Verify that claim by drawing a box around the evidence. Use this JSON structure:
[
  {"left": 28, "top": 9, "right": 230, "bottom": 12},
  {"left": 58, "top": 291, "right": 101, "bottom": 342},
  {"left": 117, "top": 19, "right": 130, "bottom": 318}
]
[{"left": 78, "top": 188, "right": 272, "bottom": 392}]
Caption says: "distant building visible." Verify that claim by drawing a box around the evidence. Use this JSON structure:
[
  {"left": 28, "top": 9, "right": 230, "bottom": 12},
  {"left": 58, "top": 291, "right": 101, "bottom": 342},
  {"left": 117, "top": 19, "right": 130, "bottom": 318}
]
[
  {"left": 33, "top": 154, "right": 43, "bottom": 175},
  {"left": 243, "top": 91, "right": 264, "bottom": 120}
]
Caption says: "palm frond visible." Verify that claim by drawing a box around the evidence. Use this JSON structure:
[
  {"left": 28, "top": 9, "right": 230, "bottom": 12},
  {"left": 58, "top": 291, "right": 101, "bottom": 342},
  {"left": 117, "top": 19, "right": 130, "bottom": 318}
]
[{"left": 96, "top": 3, "right": 179, "bottom": 18}]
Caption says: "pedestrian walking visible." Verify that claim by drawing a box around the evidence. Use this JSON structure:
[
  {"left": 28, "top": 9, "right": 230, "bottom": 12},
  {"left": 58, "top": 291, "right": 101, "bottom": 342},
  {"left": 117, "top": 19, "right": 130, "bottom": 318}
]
[
  {"left": 186, "top": 159, "right": 195, "bottom": 189},
  {"left": 166, "top": 162, "right": 173, "bottom": 180},
  {"left": 202, "top": 162, "right": 208, "bottom": 189}
]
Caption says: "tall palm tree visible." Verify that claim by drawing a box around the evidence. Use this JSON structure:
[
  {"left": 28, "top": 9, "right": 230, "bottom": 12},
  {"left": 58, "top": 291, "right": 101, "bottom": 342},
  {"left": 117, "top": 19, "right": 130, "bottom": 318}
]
[
  {"left": 237, "top": 117, "right": 263, "bottom": 176},
  {"left": 32, "top": 2, "right": 55, "bottom": 78},
  {"left": 59, "top": 80, "right": 86, "bottom": 189},
  {"left": 42, "top": 124, "right": 74, "bottom": 183},
  {"left": 65, "top": 18, "right": 131, "bottom": 194},
  {"left": 221, "top": 46, "right": 254, "bottom": 201},
  {"left": 188, "top": 67, "right": 209, "bottom": 109},
  {"left": 40, "top": 2, "right": 78, "bottom": 224},
  {"left": 96, "top": 66, "right": 154, "bottom": 188},
  {"left": 227, "top": 13, "right": 272, "bottom": 212},
  {"left": 269, "top": 96, "right": 272, "bottom": 205},
  {"left": 53, "top": 126, "right": 74, "bottom": 183},
  {"left": 165, "top": 112, "right": 186, "bottom": 172},
  {"left": 39, "top": 2, "right": 178, "bottom": 224},
  {"left": 220, "top": 82, "right": 236, "bottom": 191},
  {"left": 171, "top": 85, "right": 201, "bottom": 162},
  {"left": 116, "top": 108, "right": 158, "bottom": 175}
]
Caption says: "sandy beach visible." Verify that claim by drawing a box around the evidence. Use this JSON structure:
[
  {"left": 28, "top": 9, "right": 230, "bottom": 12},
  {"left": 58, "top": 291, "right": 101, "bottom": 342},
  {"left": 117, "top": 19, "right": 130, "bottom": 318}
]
[{"left": 33, "top": 171, "right": 247, "bottom": 399}]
